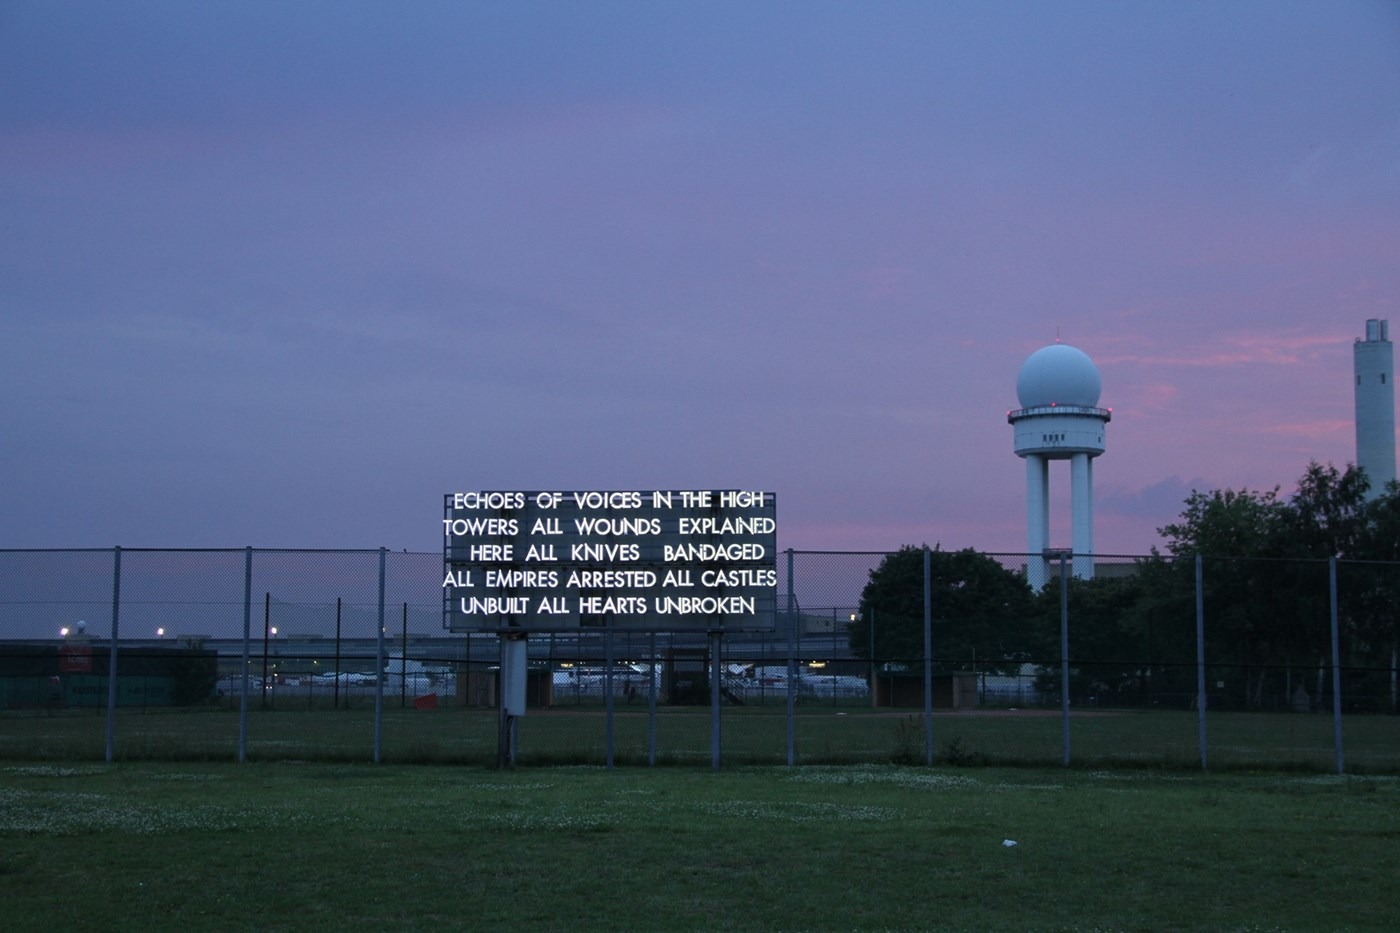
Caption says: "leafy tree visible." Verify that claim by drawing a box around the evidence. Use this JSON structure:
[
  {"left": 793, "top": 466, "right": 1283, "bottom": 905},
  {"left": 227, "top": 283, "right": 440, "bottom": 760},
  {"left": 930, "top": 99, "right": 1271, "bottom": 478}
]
[
  {"left": 1123, "top": 554, "right": 1202, "bottom": 701},
  {"left": 1158, "top": 485, "right": 1289, "bottom": 561},
  {"left": 169, "top": 648, "right": 219, "bottom": 705},
  {"left": 1277, "top": 464, "right": 1371, "bottom": 693},
  {"left": 1032, "top": 572, "right": 1153, "bottom": 705},
  {"left": 844, "top": 463, "right": 1400, "bottom": 710},
  {"left": 1149, "top": 462, "right": 1390, "bottom": 708},
  {"left": 1358, "top": 481, "right": 1400, "bottom": 561},
  {"left": 1156, "top": 484, "right": 1299, "bottom": 687},
  {"left": 1346, "top": 480, "right": 1400, "bottom": 690},
  {"left": 849, "top": 545, "right": 1037, "bottom": 671},
  {"left": 1287, "top": 462, "right": 1370, "bottom": 558}
]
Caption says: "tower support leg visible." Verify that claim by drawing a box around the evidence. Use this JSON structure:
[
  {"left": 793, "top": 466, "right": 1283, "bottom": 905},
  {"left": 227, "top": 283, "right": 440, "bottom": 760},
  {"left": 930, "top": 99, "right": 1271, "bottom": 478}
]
[
  {"left": 1071, "top": 453, "right": 1094, "bottom": 579},
  {"left": 1026, "top": 454, "right": 1050, "bottom": 588}
]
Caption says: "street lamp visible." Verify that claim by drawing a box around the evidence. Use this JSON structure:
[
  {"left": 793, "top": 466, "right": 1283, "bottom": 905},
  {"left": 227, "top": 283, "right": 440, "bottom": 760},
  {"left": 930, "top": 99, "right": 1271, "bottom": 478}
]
[
  {"left": 262, "top": 622, "right": 277, "bottom": 708},
  {"left": 156, "top": 627, "right": 165, "bottom": 639},
  {"left": 853, "top": 609, "right": 876, "bottom": 706}
]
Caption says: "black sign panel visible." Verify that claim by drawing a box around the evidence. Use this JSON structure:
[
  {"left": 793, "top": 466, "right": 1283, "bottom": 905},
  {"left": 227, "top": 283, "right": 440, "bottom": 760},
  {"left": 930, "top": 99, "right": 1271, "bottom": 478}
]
[{"left": 442, "top": 491, "right": 777, "bottom": 632}]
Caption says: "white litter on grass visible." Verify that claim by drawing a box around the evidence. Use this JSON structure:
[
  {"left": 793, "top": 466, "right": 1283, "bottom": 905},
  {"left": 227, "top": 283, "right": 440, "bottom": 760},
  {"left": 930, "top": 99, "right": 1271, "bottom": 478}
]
[{"left": 1002, "top": 839, "right": 1018, "bottom": 847}]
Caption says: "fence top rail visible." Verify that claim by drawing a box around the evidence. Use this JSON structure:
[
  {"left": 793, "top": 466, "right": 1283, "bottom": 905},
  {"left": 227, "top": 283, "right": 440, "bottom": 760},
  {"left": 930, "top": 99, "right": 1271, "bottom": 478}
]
[
  {"left": 0, "top": 547, "right": 409, "bottom": 556},
  {"left": 786, "top": 548, "right": 968, "bottom": 556},
  {"left": 784, "top": 549, "right": 1160, "bottom": 558},
  {"left": 1190, "top": 553, "right": 1400, "bottom": 567},
  {"left": 785, "top": 550, "right": 1400, "bottom": 568},
  {"left": 1, "top": 547, "right": 1396, "bottom": 568}
]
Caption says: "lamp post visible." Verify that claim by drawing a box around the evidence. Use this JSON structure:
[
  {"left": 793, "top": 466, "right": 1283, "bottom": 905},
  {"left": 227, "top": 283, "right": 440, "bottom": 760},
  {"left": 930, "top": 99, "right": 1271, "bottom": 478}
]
[
  {"left": 868, "top": 608, "right": 875, "bottom": 706},
  {"left": 853, "top": 609, "right": 876, "bottom": 706},
  {"left": 261, "top": 593, "right": 272, "bottom": 708}
]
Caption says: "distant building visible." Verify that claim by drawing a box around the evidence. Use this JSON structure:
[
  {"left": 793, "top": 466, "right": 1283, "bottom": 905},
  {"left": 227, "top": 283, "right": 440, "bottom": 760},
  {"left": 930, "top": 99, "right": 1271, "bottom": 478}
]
[{"left": 1354, "top": 319, "right": 1396, "bottom": 498}]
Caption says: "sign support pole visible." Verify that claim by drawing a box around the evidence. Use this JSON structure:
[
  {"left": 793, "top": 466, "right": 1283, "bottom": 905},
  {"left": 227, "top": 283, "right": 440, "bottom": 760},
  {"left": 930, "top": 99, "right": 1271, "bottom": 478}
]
[
  {"left": 499, "top": 631, "right": 527, "bottom": 767},
  {"left": 498, "top": 636, "right": 510, "bottom": 768},
  {"left": 605, "top": 624, "right": 616, "bottom": 770}
]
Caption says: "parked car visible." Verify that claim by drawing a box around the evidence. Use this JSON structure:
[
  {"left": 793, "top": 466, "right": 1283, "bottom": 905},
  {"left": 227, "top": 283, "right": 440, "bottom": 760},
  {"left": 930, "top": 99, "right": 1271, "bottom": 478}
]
[
  {"left": 798, "top": 673, "right": 869, "bottom": 698},
  {"left": 552, "top": 665, "right": 658, "bottom": 699},
  {"left": 312, "top": 671, "right": 378, "bottom": 685},
  {"left": 215, "top": 676, "right": 268, "bottom": 697}
]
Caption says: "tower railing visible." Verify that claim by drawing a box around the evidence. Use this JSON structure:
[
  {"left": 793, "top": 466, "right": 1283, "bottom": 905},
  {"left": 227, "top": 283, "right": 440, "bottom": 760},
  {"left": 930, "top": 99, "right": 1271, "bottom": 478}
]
[{"left": 1007, "top": 404, "right": 1111, "bottom": 422}]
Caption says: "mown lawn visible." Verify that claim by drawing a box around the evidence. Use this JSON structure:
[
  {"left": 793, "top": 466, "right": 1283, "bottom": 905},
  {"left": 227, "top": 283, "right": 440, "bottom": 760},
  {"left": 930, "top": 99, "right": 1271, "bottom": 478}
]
[
  {"left": 2, "top": 761, "right": 1398, "bottom": 930},
  {"left": 3, "top": 705, "right": 1399, "bottom": 774}
]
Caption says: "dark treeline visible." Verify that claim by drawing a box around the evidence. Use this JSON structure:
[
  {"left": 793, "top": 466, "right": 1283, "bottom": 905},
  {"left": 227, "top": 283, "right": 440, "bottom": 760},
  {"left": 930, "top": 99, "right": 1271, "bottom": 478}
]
[{"left": 850, "top": 463, "right": 1400, "bottom": 711}]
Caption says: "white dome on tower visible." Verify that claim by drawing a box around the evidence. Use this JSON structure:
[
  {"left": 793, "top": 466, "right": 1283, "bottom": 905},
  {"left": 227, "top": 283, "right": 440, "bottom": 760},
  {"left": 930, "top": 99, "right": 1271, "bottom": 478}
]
[{"left": 1016, "top": 343, "right": 1102, "bottom": 409}]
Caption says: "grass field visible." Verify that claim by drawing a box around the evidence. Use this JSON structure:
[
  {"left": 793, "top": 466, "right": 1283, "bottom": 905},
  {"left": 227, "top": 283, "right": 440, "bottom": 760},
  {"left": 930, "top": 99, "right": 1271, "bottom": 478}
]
[
  {"left": 2, "top": 760, "right": 1398, "bottom": 930},
  {"left": 3, "top": 705, "right": 1399, "bottom": 773}
]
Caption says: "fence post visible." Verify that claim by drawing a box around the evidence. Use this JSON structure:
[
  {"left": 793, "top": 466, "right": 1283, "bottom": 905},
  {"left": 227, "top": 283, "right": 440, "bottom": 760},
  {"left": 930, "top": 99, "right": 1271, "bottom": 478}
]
[
  {"left": 710, "top": 629, "right": 722, "bottom": 771},
  {"left": 104, "top": 546, "right": 122, "bottom": 764},
  {"left": 334, "top": 596, "right": 342, "bottom": 709},
  {"left": 400, "top": 602, "right": 409, "bottom": 708},
  {"left": 374, "top": 547, "right": 385, "bottom": 764},
  {"left": 785, "top": 548, "right": 796, "bottom": 766},
  {"left": 1330, "top": 556, "right": 1344, "bottom": 775},
  {"left": 1059, "top": 553, "right": 1070, "bottom": 767},
  {"left": 239, "top": 546, "right": 252, "bottom": 763},
  {"left": 648, "top": 630, "right": 657, "bottom": 766},
  {"left": 923, "top": 546, "right": 933, "bottom": 766},
  {"left": 1196, "top": 554, "right": 1208, "bottom": 770}
]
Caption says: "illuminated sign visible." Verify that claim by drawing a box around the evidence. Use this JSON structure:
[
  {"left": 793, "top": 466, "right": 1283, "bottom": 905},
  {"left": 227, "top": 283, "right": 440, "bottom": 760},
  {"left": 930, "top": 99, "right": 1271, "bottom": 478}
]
[{"left": 442, "top": 491, "right": 777, "bottom": 632}]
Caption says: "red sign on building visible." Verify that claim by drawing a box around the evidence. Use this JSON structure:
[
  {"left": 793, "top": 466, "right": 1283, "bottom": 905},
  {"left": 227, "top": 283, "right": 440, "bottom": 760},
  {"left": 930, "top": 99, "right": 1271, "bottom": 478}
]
[{"left": 59, "top": 643, "right": 92, "bottom": 673}]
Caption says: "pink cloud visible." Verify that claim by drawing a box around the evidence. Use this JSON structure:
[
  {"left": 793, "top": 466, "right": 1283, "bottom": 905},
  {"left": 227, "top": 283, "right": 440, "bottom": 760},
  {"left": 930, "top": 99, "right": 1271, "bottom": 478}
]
[
  {"left": 1259, "top": 418, "right": 1353, "bottom": 440},
  {"left": 1133, "top": 383, "right": 1181, "bottom": 409},
  {"left": 858, "top": 265, "right": 912, "bottom": 298},
  {"left": 1098, "top": 329, "right": 1351, "bottom": 369}
]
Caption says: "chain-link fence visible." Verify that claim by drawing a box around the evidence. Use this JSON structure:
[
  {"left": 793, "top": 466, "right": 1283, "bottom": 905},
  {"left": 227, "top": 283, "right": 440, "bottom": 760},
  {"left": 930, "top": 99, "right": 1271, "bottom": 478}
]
[{"left": 2, "top": 547, "right": 1397, "bottom": 771}]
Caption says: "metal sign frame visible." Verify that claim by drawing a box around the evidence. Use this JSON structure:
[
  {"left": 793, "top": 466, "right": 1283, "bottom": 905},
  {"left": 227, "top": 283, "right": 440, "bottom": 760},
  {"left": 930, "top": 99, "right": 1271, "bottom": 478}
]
[{"left": 442, "top": 490, "right": 777, "bottom": 633}]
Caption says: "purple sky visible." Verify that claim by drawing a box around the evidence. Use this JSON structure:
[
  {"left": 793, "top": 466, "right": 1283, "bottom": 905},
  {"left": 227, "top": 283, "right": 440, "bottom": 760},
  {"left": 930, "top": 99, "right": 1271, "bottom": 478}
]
[{"left": 3, "top": 1, "right": 1398, "bottom": 557}]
